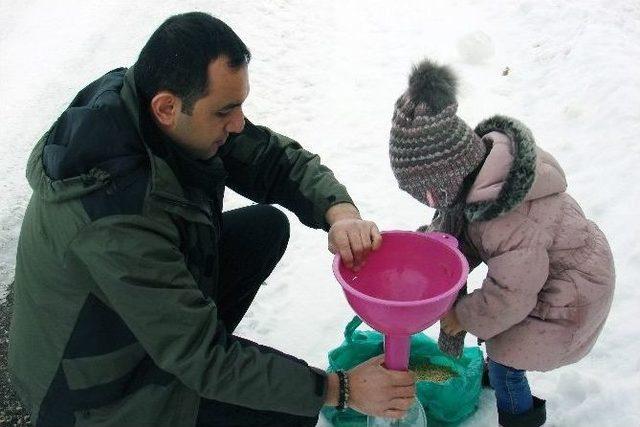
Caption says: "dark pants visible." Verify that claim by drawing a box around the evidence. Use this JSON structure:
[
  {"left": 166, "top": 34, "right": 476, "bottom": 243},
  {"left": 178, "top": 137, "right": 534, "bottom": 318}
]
[{"left": 196, "top": 205, "right": 319, "bottom": 427}]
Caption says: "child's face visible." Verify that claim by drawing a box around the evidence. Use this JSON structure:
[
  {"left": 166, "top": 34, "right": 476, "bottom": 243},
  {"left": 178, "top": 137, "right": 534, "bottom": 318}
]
[
  {"left": 424, "top": 188, "right": 452, "bottom": 208},
  {"left": 401, "top": 175, "right": 455, "bottom": 209},
  {"left": 425, "top": 190, "right": 437, "bottom": 207}
]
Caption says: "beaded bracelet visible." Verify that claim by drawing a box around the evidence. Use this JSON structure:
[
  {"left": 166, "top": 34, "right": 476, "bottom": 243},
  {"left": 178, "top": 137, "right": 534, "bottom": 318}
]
[{"left": 336, "top": 370, "right": 350, "bottom": 412}]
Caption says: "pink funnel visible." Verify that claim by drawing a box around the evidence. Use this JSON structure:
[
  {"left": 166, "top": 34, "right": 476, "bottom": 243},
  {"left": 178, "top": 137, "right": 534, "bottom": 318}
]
[{"left": 333, "top": 231, "right": 469, "bottom": 371}]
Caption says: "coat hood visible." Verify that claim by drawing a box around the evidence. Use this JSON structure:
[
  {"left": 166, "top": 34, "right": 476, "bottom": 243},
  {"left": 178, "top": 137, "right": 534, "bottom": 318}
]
[
  {"left": 464, "top": 115, "right": 567, "bottom": 223},
  {"left": 26, "top": 68, "right": 146, "bottom": 203}
]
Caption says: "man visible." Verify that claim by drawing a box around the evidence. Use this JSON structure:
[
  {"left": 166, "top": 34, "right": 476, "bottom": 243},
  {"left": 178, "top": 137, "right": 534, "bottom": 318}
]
[{"left": 9, "top": 12, "right": 416, "bottom": 427}]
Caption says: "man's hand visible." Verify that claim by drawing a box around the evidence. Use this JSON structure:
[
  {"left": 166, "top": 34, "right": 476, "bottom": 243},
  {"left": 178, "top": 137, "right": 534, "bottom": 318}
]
[
  {"left": 440, "top": 309, "right": 464, "bottom": 335},
  {"left": 325, "top": 355, "right": 416, "bottom": 419},
  {"left": 326, "top": 203, "right": 382, "bottom": 271},
  {"left": 349, "top": 355, "right": 416, "bottom": 419}
]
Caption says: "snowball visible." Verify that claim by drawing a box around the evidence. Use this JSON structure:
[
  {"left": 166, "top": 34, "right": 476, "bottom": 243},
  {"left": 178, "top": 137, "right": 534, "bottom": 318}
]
[{"left": 457, "top": 31, "right": 495, "bottom": 64}]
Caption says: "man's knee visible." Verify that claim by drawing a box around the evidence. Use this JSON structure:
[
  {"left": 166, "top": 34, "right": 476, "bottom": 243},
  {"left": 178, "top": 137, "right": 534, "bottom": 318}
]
[
  {"left": 221, "top": 205, "right": 290, "bottom": 272},
  {"left": 256, "top": 205, "right": 290, "bottom": 248}
]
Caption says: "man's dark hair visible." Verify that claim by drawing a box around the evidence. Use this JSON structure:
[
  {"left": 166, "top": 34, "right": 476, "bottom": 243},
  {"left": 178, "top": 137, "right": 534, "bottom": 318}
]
[{"left": 134, "top": 12, "right": 251, "bottom": 114}]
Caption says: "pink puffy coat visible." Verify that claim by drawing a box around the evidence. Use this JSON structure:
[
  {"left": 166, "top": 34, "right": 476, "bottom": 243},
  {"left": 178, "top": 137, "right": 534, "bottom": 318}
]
[{"left": 454, "top": 116, "right": 615, "bottom": 372}]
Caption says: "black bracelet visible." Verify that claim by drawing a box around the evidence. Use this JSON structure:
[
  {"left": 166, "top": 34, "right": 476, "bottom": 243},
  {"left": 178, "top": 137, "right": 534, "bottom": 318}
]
[{"left": 336, "top": 370, "right": 350, "bottom": 412}]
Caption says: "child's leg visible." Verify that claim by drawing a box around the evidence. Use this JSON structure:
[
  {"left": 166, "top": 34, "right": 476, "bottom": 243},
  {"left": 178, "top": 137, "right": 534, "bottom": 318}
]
[{"left": 487, "top": 359, "right": 533, "bottom": 415}]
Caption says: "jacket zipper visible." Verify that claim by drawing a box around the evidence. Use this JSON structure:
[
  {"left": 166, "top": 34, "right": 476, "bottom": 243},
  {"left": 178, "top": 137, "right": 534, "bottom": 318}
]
[{"left": 151, "top": 193, "right": 213, "bottom": 222}]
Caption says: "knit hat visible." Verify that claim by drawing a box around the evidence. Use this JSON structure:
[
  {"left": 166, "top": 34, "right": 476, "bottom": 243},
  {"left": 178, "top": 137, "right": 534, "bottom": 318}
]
[{"left": 389, "top": 59, "right": 487, "bottom": 208}]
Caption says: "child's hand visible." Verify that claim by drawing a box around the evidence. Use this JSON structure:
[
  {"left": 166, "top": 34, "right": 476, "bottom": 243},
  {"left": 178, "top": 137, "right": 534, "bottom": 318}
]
[{"left": 441, "top": 310, "right": 464, "bottom": 335}]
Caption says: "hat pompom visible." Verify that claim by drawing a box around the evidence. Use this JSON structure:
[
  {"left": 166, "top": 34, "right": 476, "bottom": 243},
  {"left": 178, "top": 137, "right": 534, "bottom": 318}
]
[{"left": 408, "top": 59, "right": 457, "bottom": 113}]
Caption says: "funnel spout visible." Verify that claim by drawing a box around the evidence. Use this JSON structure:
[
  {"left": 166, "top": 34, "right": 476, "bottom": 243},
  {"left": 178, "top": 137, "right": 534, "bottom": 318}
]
[{"left": 383, "top": 334, "right": 411, "bottom": 371}]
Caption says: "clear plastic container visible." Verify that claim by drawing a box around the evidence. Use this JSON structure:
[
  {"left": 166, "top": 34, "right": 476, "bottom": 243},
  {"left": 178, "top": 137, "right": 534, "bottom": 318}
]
[{"left": 367, "top": 399, "right": 427, "bottom": 427}]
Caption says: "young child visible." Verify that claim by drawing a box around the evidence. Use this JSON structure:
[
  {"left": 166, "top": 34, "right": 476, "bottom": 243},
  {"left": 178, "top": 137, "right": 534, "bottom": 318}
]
[{"left": 389, "top": 59, "right": 615, "bottom": 427}]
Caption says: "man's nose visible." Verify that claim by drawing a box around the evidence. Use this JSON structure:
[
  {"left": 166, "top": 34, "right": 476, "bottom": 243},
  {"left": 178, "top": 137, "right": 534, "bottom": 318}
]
[{"left": 226, "top": 109, "right": 245, "bottom": 134}]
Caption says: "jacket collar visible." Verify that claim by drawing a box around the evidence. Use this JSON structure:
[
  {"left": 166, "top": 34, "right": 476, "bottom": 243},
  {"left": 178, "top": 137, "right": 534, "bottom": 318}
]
[
  {"left": 120, "top": 67, "right": 190, "bottom": 204},
  {"left": 120, "top": 67, "right": 227, "bottom": 223}
]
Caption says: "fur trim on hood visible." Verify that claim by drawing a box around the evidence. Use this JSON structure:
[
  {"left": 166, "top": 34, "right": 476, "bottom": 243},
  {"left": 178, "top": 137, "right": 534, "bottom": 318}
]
[{"left": 465, "top": 115, "right": 537, "bottom": 223}]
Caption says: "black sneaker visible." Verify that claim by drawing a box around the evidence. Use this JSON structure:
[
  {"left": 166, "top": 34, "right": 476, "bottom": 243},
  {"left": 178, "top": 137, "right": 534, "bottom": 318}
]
[{"left": 498, "top": 396, "right": 546, "bottom": 427}]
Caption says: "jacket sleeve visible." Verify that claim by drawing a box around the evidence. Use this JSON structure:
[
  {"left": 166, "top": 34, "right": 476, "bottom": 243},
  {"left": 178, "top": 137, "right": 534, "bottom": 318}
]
[
  {"left": 219, "top": 119, "right": 354, "bottom": 231},
  {"left": 67, "top": 214, "right": 326, "bottom": 416},
  {"left": 454, "top": 214, "right": 552, "bottom": 340}
]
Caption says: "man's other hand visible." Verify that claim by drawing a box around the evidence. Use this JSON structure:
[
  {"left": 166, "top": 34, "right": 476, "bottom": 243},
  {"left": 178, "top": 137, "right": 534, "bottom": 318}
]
[{"left": 349, "top": 355, "right": 416, "bottom": 419}]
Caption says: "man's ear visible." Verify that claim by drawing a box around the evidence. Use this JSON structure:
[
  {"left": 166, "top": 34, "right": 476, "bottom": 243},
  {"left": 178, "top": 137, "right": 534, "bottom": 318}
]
[{"left": 150, "top": 91, "right": 181, "bottom": 128}]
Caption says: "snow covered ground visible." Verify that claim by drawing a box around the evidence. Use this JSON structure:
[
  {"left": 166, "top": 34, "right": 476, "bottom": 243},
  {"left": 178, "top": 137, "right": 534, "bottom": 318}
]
[{"left": 1, "top": 1, "right": 639, "bottom": 425}]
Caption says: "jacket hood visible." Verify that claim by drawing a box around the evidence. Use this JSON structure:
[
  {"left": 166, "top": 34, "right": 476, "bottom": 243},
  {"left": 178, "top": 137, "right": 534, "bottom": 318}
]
[
  {"left": 464, "top": 115, "right": 567, "bottom": 223},
  {"left": 26, "top": 67, "right": 226, "bottom": 216},
  {"left": 26, "top": 68, "right": 146, "bottom": 203}
]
